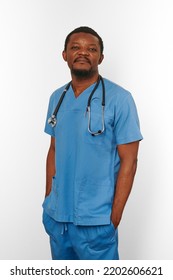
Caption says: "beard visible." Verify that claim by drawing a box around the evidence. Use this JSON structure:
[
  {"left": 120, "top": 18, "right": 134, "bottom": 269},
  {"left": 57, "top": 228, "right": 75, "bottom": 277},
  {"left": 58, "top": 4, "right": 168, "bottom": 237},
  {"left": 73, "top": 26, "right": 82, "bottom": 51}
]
[{"left": 71, "top": 68, "right": 94, "bottom": 78}]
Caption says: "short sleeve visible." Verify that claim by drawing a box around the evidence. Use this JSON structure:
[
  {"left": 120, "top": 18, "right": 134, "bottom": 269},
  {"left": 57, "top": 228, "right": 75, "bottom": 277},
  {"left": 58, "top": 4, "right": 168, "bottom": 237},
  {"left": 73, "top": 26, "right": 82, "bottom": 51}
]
[{"left": 114, "top": 93, "right": 143, "bottom": 145}]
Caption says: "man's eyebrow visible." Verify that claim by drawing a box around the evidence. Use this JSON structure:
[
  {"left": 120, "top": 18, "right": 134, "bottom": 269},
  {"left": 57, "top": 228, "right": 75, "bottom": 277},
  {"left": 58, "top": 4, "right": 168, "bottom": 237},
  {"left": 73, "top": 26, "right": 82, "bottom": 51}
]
[
  {"left": 70, "top": 41, "right": 97, "bottom": 46},
  {"left": 70, "top": 41, "right": 79, "bottom": 44}
]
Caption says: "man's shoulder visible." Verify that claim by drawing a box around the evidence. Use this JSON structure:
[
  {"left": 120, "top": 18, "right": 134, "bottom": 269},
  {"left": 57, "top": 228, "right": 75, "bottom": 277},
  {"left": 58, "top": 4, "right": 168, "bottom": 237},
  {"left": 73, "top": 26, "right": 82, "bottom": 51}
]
[
  {"left": 50, "top": 83, "right": 68, "bottom": 99},
  {"left": 103, "top": 77, "right": 131, "bottom": 100}
]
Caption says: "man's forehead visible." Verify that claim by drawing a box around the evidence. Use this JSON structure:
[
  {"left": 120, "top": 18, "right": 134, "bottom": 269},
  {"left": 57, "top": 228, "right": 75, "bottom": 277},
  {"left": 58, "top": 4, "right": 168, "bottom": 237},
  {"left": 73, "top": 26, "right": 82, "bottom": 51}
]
[{"left": 68, "top": 32, "right": 99, "bottom": 44}]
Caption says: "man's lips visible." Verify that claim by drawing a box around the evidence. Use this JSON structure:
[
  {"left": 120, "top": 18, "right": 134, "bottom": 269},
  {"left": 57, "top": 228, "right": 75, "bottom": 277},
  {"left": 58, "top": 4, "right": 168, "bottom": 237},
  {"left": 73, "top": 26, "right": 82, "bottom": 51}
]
[{"left": 74, "top": 57, "right": 91, "bottom": 64}]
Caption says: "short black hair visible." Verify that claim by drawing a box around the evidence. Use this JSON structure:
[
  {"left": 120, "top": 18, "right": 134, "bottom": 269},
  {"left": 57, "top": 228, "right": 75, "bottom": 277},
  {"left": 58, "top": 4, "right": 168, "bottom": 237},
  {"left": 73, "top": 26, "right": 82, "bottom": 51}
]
[{"left": 64, "top": 26, "right": 104, "bottom": 54}]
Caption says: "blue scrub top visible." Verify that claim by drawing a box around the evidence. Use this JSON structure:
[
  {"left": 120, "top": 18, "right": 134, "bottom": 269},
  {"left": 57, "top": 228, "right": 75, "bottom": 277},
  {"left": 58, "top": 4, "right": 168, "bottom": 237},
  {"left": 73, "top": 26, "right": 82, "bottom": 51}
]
[{"left": 43, "top": 78, "right": 143, "bottom": 226}]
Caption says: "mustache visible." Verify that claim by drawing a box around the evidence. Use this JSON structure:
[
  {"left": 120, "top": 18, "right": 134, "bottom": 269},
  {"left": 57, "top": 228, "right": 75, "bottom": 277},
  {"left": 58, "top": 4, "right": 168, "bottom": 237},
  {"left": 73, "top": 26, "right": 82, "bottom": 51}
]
[{"left": 74, "top": 57, "right": 91, "bottom": 64}]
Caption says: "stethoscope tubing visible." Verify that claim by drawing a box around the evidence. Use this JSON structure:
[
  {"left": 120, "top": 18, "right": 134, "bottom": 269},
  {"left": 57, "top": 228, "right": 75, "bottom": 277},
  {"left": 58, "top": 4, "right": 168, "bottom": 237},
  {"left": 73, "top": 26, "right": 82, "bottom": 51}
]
[{"left": 48, "top": 75, "right": 105, "bottom": 135}]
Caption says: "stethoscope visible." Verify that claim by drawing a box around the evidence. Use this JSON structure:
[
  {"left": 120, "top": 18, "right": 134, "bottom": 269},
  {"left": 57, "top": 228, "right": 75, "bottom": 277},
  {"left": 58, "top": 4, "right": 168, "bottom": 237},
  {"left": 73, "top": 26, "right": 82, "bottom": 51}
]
[{"left": 48, "top": 75, "right": 105, "bottom": 136}]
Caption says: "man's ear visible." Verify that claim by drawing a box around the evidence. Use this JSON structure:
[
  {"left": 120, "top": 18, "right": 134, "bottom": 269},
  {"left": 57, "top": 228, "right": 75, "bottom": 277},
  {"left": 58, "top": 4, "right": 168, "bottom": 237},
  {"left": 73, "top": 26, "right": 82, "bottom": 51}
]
[
  {"left": 98, "top": 54, "right": 104, "bottom": 65},
  {"left": 62, "top": 51, "right": 67, "bottom": 61}
]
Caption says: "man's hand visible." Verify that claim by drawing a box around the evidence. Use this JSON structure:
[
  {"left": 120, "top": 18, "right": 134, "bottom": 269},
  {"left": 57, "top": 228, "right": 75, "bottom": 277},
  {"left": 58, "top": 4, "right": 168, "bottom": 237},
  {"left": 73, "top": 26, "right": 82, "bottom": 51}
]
[{"left": 111, "top": 205, "right": 123, "bottom": 228}]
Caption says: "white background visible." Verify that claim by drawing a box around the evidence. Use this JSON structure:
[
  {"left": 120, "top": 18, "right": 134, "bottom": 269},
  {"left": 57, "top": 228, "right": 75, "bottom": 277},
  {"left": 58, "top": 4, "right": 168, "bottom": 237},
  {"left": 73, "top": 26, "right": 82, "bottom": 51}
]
[{"left": 0, "top": 0, "right": 173, "bottom": 260}]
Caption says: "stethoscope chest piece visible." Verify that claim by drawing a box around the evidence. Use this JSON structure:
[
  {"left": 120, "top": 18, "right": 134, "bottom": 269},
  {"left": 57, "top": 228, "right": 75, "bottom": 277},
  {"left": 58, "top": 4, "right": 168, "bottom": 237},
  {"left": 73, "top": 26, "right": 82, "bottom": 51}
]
[{"left": 48, "top": 114, "right": 57, "bottom": 127}]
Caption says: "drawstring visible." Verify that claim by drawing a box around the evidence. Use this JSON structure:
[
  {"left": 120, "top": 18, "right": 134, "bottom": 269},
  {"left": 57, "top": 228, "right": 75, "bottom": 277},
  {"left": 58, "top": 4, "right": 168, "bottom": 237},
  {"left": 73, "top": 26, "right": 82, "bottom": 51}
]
[{"left": 61, "top": 223, "right": 68, "bottom": 235}]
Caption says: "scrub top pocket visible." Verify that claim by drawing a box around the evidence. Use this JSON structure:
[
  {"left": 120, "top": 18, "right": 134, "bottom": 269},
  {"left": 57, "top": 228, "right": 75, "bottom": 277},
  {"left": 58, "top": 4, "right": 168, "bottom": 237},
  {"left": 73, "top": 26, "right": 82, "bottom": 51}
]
[{"left": 83, "top": 112, "right": 113, "bottom": 147}]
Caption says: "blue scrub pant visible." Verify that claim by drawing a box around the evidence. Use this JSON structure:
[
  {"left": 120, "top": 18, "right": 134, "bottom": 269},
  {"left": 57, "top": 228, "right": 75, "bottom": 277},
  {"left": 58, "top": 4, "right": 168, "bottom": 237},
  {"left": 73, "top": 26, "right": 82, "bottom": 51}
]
[{"left": 43, "top": 211, "right": 119, "bottom": 260}]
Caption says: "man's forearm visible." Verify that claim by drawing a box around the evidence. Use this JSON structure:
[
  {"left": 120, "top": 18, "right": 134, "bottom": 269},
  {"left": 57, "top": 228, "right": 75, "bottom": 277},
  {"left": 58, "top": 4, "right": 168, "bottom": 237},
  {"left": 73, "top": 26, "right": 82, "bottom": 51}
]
[
  {"left": 45, "top": 144, "right": 55, "bottom": 197},
  {"left": 111, "top": 158, "right": 137, "bottom": 228}
]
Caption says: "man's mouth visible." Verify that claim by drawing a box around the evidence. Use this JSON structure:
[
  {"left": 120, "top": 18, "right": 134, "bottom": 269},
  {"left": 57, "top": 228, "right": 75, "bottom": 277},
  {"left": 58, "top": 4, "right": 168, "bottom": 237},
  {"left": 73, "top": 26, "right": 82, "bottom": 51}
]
[{"left": 74, "top": 57, "right": 91, "bottom": 64}]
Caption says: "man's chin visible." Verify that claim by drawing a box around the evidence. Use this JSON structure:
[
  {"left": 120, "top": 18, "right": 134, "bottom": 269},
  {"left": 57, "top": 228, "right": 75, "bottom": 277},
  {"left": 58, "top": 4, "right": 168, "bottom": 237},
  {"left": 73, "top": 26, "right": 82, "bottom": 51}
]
[{"left": 71, "top": 68, "right": 92, "bottom": 78}]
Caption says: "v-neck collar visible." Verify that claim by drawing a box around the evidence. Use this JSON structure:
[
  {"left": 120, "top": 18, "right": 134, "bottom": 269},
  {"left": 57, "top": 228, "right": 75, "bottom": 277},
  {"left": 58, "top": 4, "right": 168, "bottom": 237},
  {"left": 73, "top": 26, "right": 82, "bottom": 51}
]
[{"left": 70, "top": 81, "right": 98, "bottom": 101}]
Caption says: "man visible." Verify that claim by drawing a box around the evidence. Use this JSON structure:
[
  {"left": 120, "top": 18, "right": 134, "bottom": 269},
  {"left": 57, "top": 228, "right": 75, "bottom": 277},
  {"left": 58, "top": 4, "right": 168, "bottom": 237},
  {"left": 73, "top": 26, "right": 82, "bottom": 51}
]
[{"left": 42, "top": 26, "right": 143, "bottom": 260}]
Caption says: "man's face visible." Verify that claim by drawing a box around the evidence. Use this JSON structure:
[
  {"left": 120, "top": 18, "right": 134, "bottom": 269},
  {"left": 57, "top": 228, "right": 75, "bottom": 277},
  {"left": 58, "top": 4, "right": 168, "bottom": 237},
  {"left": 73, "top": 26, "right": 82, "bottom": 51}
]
[{"left": 62, "top": 32, "right": 104, "bottom": 77}]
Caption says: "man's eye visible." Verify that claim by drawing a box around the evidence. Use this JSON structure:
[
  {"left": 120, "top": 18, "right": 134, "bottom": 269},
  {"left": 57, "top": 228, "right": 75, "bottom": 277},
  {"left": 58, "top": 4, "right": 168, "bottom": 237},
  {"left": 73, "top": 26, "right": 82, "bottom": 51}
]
[
  {"left": 89, "top": 48, "right": 97, "bottom": 52},
  {"left": 71, "top": 46, "right": 79, "bottom": 50}
]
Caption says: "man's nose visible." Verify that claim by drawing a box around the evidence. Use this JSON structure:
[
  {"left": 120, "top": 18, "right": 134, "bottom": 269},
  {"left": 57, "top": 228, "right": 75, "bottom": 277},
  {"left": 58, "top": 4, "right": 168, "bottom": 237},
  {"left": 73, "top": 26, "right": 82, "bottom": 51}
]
[{"left": 78, "top": 47, "right": 89, "bottom": 56}]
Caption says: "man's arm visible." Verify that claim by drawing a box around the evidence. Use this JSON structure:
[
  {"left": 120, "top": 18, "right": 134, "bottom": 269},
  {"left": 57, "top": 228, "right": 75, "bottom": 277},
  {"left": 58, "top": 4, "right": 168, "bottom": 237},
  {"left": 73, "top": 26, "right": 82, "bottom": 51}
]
[
  {"left": 45, "top": 136, "right": 56, "bottom": 197},
  {"left": 111, "top": 141, "right": 140, "bottom": 228}
]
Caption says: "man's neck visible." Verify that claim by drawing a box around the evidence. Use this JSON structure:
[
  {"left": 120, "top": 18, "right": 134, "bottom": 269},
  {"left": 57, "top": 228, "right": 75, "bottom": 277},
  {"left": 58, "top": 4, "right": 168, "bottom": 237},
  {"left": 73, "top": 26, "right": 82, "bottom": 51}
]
[{"left": 71, "top": 73, "right": 99, "bottom": 97}]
